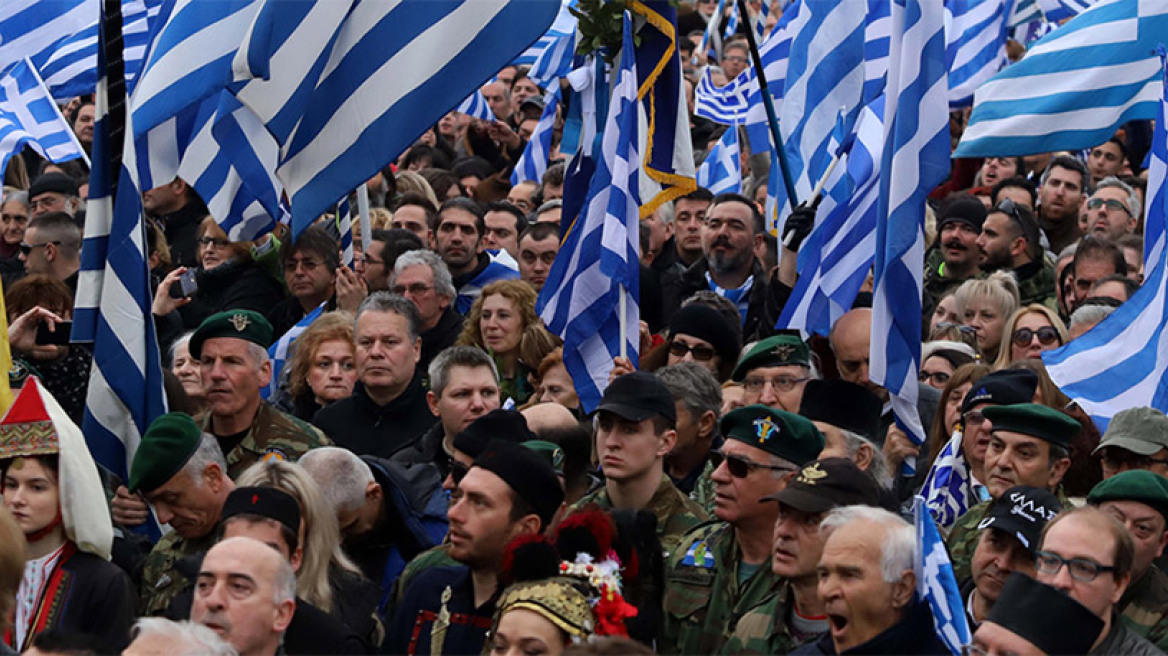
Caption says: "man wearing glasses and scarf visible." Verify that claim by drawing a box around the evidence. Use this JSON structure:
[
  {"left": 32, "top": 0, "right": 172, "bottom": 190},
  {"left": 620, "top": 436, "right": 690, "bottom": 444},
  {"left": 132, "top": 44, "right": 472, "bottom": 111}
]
[
  {"left": 976, "top": 199, "right": 1058, "bottom": 310},
  {"left": 662, "top": 404, "right": 824, "bottom": 654}
]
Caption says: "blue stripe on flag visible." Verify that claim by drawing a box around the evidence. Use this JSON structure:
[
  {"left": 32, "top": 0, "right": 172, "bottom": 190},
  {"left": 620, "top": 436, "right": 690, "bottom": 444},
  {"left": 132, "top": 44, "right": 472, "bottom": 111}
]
[
  {"left": 0, "top": 58, "right": 89, "bottom": 173},
  {"left": 695, "top": 126, "right": 741, "bottom": 194},
  {"left": 512, "top": 83, "right": 562, "bottom": 185},
  {"left": 914, "top": 496, "right": 973, "bottom": 653}
]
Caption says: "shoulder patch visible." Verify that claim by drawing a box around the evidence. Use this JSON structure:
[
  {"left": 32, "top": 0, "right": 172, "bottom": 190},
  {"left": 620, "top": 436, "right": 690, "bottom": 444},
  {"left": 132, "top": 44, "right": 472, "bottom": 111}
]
[
  {"left": 681, "top": 540, "right": 716, "bottom": 569},
  {"left": 262, "top": 447, "right": 287, "bottom": 462}
]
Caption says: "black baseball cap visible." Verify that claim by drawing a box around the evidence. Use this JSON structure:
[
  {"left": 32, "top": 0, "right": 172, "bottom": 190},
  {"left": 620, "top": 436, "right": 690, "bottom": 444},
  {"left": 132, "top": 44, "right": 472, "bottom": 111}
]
[
  {"left": 594, "top": 371, "right": 676, "bottom": 425},
  {"left": 762, "top": 458, "right": 881, "bottom": 513},
  {"left": 976, "top": 485, "right": 1061, "bottom": 554}
]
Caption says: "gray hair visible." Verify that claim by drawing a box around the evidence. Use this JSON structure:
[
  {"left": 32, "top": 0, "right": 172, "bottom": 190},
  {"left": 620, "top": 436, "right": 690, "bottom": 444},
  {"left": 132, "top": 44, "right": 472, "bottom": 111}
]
[
  {"left": 535, "top": 199, "right": 563, "bottom": 216},
  {"left": 835, "top": 428, "right": 892, "bottom": 490},
  {"left": 820, "top": 505, "right": 915, "bottom": 583},
  {"left": 355, "top": 291, "right": 422, "bottom": 343},
  {"left": 1, "top": 190, "right": 28, "bottom": 209},
  {"left": 1070, "top": 303, "right": 1116, "bottom": 333},
  {"left": 392, "top": 249, "right": 456, "bottom": 301},
  {"left": 656, "top": 362, "right": 721, "bottom": 421},
  {"left": 168, "top": 330, "right": 195, "bottom": 366},
  {"left": 246, "top": 342, "right": 270, "bottom": 369},
  {"left": 427, "top": 345, "right": 498, "bottom": 398},
  {"left": 653, "top": 200, "right": 674, "bottom": 226},
  {"left": 132, "top": 618, "right": 238, "bottom": 656},
  {"left": 273, "top": 553, "right": 296, "bottom": 605},
  {"left": 1094, "top": 176, "right": 1142, "bottom": 221},
  {"left": 298, "top": 447, "right": 375, "bottom": 514},
  {"left": 182, "top": 432, "right": 227, "bottom": 486}
]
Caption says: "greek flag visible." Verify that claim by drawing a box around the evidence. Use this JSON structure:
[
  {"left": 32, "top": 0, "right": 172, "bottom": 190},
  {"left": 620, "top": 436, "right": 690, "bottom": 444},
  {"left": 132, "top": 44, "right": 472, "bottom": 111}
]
[
  {"left": 0, "top": 57, "right": 88, "bottom": 175},
  {"left": 945, "top": 0, "right": 1014, "bottom": 108},
  {"left": 456, "top": 90, "right": 495, "bottom": 121},
  {"left": 74, "top": 0, "right": 166, "bottom": 538},
  {"left": 919, "top": 430, "right": 979, "bottom": 531},
  {"left": 695, "top": 126, "right": 741, "bottom": 194},
  {"left": 0, "top": 0, "right": 90, "bottom": 76},
  {"left": 955, "top": 0, "right": 1168, "bottom": 157},
  {"left": 511, "top": 83, "right": 561, "bottom": 185},
  {"left": 693, "top": 65, "right": 751, "bottom": 125},
  {"left": 1043, "top": 50, "right": 1168, "bottom": 431},
  {"left": 1011, "top": 0, "right": 1098, "bottom": 25},
  {"left": 538, "top": 15, "right": 640, "bottom": 413},
  {"left": 520, "top": 0, "right": 576, "bottom": 88},
  {"left": 336, "top": 196, "right": 354, "bottom": 269},
  {"left": 265, "top": 301, "right": 326, "bottom": 400},
  {"left": 694, "top": 0, "right": 727, "bottom": 66},
  {"left": 778, "top": 95, "right": 884, "bottom": 336},
  {"left": 870, "top": 0, "right": 950, "bottom": 473},
  {"left": 913, "top": 496, "right": 972, "bottom": 654}
]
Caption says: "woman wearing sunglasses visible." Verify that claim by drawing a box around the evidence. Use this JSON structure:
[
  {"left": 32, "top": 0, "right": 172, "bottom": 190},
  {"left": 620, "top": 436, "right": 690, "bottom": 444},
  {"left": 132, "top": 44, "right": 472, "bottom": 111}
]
[
  {"left": 660, "top": 304, "right": 741, "bottom": 383},
  {"left": 994, "top": 305, "right": 1068, "bottom": 367}
]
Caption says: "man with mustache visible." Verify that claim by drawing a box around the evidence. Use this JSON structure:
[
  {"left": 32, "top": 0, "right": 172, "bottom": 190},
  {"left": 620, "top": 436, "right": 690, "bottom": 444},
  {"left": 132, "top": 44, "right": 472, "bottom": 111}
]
[
  {"left": 924, "top": 194, "right": 985, "bottom": 310},
  {"left": 961, "top": 486, "right": 1061, "bottom": 628},
  {"left": 433, "top": 198, "right": 517, "bottom": 315}
]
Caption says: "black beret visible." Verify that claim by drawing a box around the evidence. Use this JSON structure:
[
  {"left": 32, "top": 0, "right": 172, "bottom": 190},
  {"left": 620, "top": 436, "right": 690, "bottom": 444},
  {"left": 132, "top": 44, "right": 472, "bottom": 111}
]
[
  {"left": 189, "top": 310, "right": 274, "bottom": 359},
  {"left": 452, "top": 409, "right": 536, "bottom": 458},
  {"left": 720, "top": 404, "right": 824, "bottom": 466},
  {"left": 29, "top": 172, "right": 79, "bottom": 199},
  {"left": 473, "top": 440, "right": 564, "bottom": 529},
  {"left": 222, "top": 486, "right": 302, "bottom": 537},
  {"left": 595, "top": 371, "right": 676, "bottom": 425},
  {"left": 129, "top": 413, "right": 202, "bottom": 493},
  {"left": 962, "top": 369, "right": 1038, "bottom": 415},
  {"left": 986, "top": 573, "right": 1104, "bottom": 655},
  {"left": 798, "top": 379, "right": 883, "bottom": 441},
  {"left": 667, "top": 304, "right": 741, "bottom": 365}
]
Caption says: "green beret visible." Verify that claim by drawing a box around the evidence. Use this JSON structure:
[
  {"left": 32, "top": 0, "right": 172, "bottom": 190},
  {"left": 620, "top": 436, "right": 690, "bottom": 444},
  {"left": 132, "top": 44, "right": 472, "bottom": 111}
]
[
  {"left": 523, "top": 440, "right": 565, "bottom": 476},
  {"left": 129, "top": 413, "right": 203, "bottom": 493},
  {"left": 1088, "top": 470, "right": 1168, "bottom": 521},
  {"left": 189, "top": 310, "right": 274, "bottom": 359},
  {"left": 982, "top": 403, "right": 1080, "bottom": 448},
  {"left": 720, "top": 404, "right": 824, "bottom": 466},
  {"left": 731, "top": 335, "right": 811, "bottom": 381}
]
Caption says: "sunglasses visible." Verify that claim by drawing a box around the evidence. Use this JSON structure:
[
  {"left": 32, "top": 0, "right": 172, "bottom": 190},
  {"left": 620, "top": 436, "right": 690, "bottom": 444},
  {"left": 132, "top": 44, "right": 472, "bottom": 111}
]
[
  {"left": 18, "top": 240, "right": 60, "bottom": 255},
  {"left": 1012, "top": 326, "right": 1061, "bottom": 347},
  {"left": 710, "top": 450, "right": 795, "bottom": 478},
  {"left": 1086, "top": 198, "right": 1130, "bottom": 215},
  {"left": 668, "top": 341, "right": 717, "bottom": 362}
]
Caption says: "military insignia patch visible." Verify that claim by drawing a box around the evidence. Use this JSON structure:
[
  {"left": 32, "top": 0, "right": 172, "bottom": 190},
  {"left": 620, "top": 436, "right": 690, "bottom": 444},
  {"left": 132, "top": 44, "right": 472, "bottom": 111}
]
[
  {"left": 772, "top": 344, "right": 796, "bottom": 362},
  {"left": 681, "top": 540, "right": 715, "bottom": 568},
  {"left": 753, "top": 416, "right": 779, "bottom": 444},
  {"left": 797, "top": 462, "right": 827, "bottom": 485},
  {"left": 262, "top": 448, "right": 287, "bottom": 462},
  {"left": 229, "top": 313, "right": 251, "bottom": 332}
]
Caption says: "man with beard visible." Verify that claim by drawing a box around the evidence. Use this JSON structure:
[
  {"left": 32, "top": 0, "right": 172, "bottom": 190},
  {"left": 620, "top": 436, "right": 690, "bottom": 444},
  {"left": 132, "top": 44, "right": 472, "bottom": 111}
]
[
  {"left": 661, "top": 193, "right": 777, "bottom": 342},
  {"left": 924, "top": 194, "right": 985, "bottom": 310},
  {"left": 976, "top": 200, "right": 1057, "bottom": 309},
  {"left": 960, "top": 486, "right": 1061, "bottom": 628},
  {"left": 1037, "top": 155, "right": 1089, "bottom": 254},
  {"left": 433, "top": 198, "right": 517, "bottom": 315}
]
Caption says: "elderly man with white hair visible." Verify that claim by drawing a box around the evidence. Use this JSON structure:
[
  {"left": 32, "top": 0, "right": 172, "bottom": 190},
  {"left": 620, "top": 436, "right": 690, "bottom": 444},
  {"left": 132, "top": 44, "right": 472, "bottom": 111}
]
[
  {"left": 792, "top": 506, "right": 949, "bottom": 655},
  {"left": 123, "top": 618, "right": 238, "bottom": 656}
]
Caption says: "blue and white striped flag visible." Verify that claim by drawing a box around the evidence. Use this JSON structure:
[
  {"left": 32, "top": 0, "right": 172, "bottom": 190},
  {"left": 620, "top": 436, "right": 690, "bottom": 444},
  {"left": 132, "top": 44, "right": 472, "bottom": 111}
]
[
  {"left": 0, "top": 0, "right": 90, "bottom": 78},
  {"left": 955, "top": 0, "right": 1168, "bottom": 157},
  {"left": 919, "top": 430, "right": 979, "bottom": 530},
  {"left": 0, "top": 57, "right": 88, "bottom": 175},
  {"left": 945, "top": 0, "right": 1013, "bottom": 108},
  {"left": 512, "top": 83, "right": 561, "bottom": 185},
  {"left": 74, "top": 0, "right": 166, "bottom": 538},
  {"left": 520, "top": 0, "right": 577, "bottom": 89},
  {"left": 693, "top": 65, "right": 751, "bottom": 125},
  {"left": 456, "top": 89, "right": 495, "bottom": 121},
  {"left": 1012, "top": 0, "right": 1098, "bottom": 26},
  {"left": 538, "top": 15, "right": 640, "bottom": 413},
  {"left": 695, "top": 127, "right": 741, "bottom": 194},
  {"left": 265, "top": 302, "right": 326, "bottom": 400},
  {"left": 693, "top": 0, "right": 727, "bottom": 66},
  {"left": 778, "top": 95, "right": 884, "bottom": 336},
  {"left": 337, "top": 197, "right": 354, "bottom": 269},
  {"left": 1043, "top": 49, "right": 1168, "bottom": 431},
  {"left": 913, "top": 496, "right": 973, "bottom": 654},
  {"left": 870, "top": 0, "right": 950, "bottom": 473}
]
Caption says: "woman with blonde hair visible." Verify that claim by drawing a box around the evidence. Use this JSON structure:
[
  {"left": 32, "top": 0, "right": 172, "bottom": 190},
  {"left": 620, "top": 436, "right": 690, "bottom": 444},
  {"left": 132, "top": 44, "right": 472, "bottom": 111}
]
[
  {"left": 283, "top": 311, "right": 357, "bottom": 420},
  {"left": 954, "top": 270, "right": 1021, "bottom": 364},
  {"left": 458, "top": 279, "right": 559, "bottom": 405},
  {"left": 393, "top": 170, "right": 440, "bottom": 209},
  {"left": 993, "top": 304, "right": 1068, "bottom": 368},
  {"left": 235, "top": 459, "right": 382, "bottom": 646}
]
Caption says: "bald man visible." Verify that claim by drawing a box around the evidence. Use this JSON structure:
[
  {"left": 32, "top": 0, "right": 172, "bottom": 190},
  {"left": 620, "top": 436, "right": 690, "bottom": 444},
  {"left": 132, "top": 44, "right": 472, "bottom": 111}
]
[{"left": 521, "top": 402, "right": 580, "bottom": 434}]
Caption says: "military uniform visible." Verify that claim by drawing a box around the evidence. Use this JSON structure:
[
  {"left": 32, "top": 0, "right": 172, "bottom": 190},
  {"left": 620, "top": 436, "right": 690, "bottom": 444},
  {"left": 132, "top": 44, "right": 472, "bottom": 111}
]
[
  {"left": 200, "top": 402, "right": 331, "bottom": 478},
  {"left": 948, "top": 488, "right": 1070, "bottom": 582},
  {"left": 572, "top": 474, "right": 708, "bottom": 558},
  {"left": 1014, "top": 257, "right": 1058, "bottom": 311},
  {"left": 720, "top": 580, "right": 818, "bottom": 655},
  {"left": 1119, "top": 565, "right": 1168, "bottom": 651},
  {"left": 690, "top": 460, "right": 716, "bottom": 516},
  {"left": 661, "top": 521, "right": 784, "bottom": 655},
  {"left": 138, "top": 529, "right": 215, "bottom": 616}
]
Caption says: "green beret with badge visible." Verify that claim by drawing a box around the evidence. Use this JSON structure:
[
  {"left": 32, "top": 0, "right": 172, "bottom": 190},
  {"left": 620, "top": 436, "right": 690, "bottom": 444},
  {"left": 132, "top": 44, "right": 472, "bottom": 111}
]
[
  {"left": 730, "top": 334, "right": 811, "bottom": 382},
  {"left": 719, "top": 404, "right": 824, "bottom": 466},
  {"left": 129, "top": 412, "right": 203, "bottom": 493},
  {"left": 523, "top": 440, "right": 566, "bottom": 477},
  {"left": 1088, "top": 470, "right": 1168, "bottom": 521},
  {"left": 981, "top": 402, "right": 1080, "bottom": 448},
  {"left": 189, "top": 309, "right": 274, "bottom": 359}
]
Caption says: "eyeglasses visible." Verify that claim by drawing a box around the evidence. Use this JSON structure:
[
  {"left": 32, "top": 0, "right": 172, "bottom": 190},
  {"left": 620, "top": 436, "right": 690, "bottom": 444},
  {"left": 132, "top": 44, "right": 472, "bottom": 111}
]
[
  {"left": 668, "top": 341, "right": 717, "bottom": 362},
  {"left": 936, "top": 322, "right": 977, "bottom": 335},
  {"left": 742, "top": 375, "right": 809, "bottom": 393},
  {"left": 18, "top": 240, "right": 60, "bottom": 255},
  {"left": 283, "top": 258, "right": 323, "bottom": 272},
  {"left": 710, "top": 450, "right": 795, "bottom": 478},
  {"left": 722, "top": 55, "right": 748, "bottom": 64},
  {"left": 1099, "top": 447, "right": 1168, "bottom": 472},
  {"left": 1034, "top": 550, "right": 1117, "bottom": 582},
  {"left": 919, "top": 370, "right": 951, "bottom": 386},
  {"left": 197, "top": 236, "right": 231, "bottom": 248},
  {"left": 963, "top": 410, "right": 986, "bottom": 427},
  {"left": 392, "top": 283, "right": 434, "bottom": 296},
  {"left": 1012, "top": 326, "right": 1062, "bottom": 347},
  {"left": 1086, "top": 198, "right": 1130, "bottom": 215}
]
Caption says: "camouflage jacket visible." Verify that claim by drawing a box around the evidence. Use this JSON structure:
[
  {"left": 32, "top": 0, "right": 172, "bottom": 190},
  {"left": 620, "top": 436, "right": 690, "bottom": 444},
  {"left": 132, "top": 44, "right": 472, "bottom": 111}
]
[
  {"left": 946, "top": 500, "right": 991, "bottom": 584},
  {"left": 720, "top": 579, "right": 820, "bottom": 655},
  {"left": 1014, "top": 257, "right": 1058, "bottom": 312},
  {"left": 200, "top": 402, "right": 332, "bottom": 478},
  {"left": 690, "top": 460, "right": 717, "bottom": 517},
  {"left": 661, "top": 521, "right": 784, "bottom": 655},
  {"left": 572, "top": 474, "right": 709, "bottom": 559},
  {"left": 1120, "top": 564, "right": 1168, "bottom": 651},
  {"left": 138, "top": 529, "right": 215, "bottom": 616}
]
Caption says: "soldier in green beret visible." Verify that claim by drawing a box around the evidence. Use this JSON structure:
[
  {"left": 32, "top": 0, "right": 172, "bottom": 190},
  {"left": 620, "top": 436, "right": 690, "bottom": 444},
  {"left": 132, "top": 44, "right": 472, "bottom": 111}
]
[
  {"left": 947, "top": 402, "right": 1078, "bottom": 582},
  {"left": 188, "top": 309, "right": 331, "bottom": 476},
  {"left": 731, "top": 334, "right": 813, "bottom": 413},
  {"left": 130, "top": 413, "right": 236, "bottom": 616},
  {"left": 1089, "top": 470, "right": 1168, "bottom": 651},
  {"left": 661, "top": 404, "right": 824, "bottom": 655}
]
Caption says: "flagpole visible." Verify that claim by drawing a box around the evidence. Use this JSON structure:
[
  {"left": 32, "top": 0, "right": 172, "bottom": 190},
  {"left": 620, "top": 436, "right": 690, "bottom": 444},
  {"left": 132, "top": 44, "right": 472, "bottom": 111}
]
[
  {"left": 618, "top": 284, "right": 627, "bottom": 361},
  {"left": 356, "top": 184, "right": 372, "bottom": 255},
  {"left": 735, "top": 0, "right": 797, "bottom": 211}
]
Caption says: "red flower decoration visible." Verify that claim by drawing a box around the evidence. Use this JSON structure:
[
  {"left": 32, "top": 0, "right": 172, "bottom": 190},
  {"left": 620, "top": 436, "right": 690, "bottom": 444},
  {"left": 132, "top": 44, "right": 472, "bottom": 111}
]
[{"left": 592, "top": 586, "right": 638, "bottom": 637}]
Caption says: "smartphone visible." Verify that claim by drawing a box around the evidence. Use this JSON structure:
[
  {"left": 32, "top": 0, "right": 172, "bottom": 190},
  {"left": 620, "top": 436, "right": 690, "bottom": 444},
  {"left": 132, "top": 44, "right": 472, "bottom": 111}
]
[
  {"left": 168, "top": 269, "right": 199, "bottom": 299},
  {"left": 35, "top": 320, "right": 73, "bottom": 346}
]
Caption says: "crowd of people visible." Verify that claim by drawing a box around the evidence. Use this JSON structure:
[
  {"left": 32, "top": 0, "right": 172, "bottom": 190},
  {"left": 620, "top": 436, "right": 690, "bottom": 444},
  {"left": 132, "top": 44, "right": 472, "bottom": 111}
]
[{"left": 0, "top": 1, "right": 1164, "bottom": 655}]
